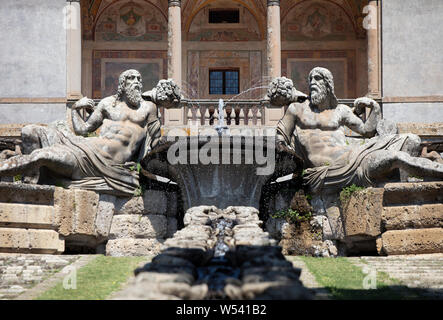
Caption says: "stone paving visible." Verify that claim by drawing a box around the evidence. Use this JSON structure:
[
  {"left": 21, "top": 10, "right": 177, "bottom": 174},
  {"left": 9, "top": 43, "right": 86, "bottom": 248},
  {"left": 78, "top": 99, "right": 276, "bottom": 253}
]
[
  {"left": 0, "top": 254, "right": 80, "bottom": 300},
  {"left": 1, "top": 252, "right": 443, "bottom": 300},
  {"left": 349, "top": 253, "right": 443, "bottom": 299}
]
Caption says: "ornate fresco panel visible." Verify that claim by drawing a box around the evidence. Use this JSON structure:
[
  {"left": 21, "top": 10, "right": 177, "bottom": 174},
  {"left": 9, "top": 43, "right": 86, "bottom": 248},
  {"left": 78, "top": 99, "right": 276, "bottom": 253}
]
[
  {"left": 92, "top": 50, "right": 167, "bottom": 98},
  {"left": 282, "top": 50, "right": 356, "bottom": 98},
  {"left": 94, "top": 0, "right": 167, "bottom": 41},
  {"left": 282, "top": 1, "right": 356, "bottom": 41}
]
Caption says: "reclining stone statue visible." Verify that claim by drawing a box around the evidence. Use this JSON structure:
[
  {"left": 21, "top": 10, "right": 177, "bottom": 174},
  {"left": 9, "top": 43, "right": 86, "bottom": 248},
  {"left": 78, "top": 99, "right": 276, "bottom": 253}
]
[
  {"left": 268, "top": 67, "right": 443, "bottom": 195},
  {"left": 0, "top": 69, "right": 181, "bottom": 196}
]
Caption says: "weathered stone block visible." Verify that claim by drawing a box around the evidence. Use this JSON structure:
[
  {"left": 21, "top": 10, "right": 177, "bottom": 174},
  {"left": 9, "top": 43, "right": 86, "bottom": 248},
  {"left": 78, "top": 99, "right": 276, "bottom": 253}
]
[
  {"left": 106, "top": 238, "right": 164, "bottom": 256},
  {"left": 0, "top": 228, "right": 64, "bottom": 254},
  {"left": 0, "top": 182, "right": 54, "bottom": 205},
  {"left": 383, "top": 182, "right": 443, "bottom": 206},
  {"left": 53, "top": 187, "right": 75, "bottom": 236},
  {"left": 379, "top": 228, "right": 443, "bottom": 255},
  {"left": 115, "top": 196, "right": 144, "bottom": 215},
  {"left": 342, "top": 188, "right": 383, "bottom": 239},
  {"left": 109, "top": 215, "right": 167, "bottom": 239},
  {"left": 167, "top": 217, "right": 178, "bottom": 238},
  {"left": 0, "top": 203, "right": 55, "bottom": 229},
  {"left": 72, "top": 189, "right": 99, "bottom": 235},
  {"left": 115, "top": 190, "right": 168, "bottom": 215},
  {"left": 54, "top": 188, "right": 99, "bottom": 237},
  {"left": 95, "top": 194, "right": 116, "bottom": 238},
  {"left": 383, "top": 204, "right": 443, "bottom": 230},
  {"left": 142, "top": 190, "right": 168, "bottom": 215}
]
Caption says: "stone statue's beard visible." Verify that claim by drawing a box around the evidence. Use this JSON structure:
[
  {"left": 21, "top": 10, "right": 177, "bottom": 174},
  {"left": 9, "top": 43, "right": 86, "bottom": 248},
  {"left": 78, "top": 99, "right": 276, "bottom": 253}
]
[
  {"left": 125, "top": 86, "right": 142, "bottom": 106},
  {"left": 310, "top": 90, "right": 327, "bottom": 106}
]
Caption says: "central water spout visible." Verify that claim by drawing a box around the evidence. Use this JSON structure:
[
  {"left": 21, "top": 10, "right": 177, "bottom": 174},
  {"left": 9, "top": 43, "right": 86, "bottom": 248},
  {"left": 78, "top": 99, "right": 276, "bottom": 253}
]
[{"left": 215, "top": 99, "right": 228, "bottom": 136}]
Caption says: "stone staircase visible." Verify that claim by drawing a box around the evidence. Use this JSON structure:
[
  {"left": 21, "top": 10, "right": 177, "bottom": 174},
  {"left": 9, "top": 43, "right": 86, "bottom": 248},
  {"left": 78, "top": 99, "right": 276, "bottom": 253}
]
[
  {"left": 0, "top": 183, "right": 64, "bottom": 254},
  {"left": 343, "top": 181, "right": 443, "bottom": 255}
]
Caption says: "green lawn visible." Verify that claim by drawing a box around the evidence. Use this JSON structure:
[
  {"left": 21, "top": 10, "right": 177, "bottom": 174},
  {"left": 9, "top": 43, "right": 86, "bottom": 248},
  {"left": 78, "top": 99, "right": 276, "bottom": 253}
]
[
  {"left": 36, "top": 255, "right": 150, "bottom": 300},
  {"left": 297, "top": 256, "right": 419, "bottom": 300}
]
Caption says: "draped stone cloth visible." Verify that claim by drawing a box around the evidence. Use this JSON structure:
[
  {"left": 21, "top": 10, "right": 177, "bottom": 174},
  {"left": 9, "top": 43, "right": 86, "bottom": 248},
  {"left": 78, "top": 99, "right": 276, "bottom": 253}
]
[
  {"left": 276, "top": 120, "right": 412, "bottom": 194},
  {"left": 27, "top": 118, "right": 161, "bottom": 196}
]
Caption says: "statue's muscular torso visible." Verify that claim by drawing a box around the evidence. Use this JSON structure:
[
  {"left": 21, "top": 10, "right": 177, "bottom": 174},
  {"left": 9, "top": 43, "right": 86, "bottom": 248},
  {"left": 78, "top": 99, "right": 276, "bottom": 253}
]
[
  {"left": 284, "top": 101, "right": 354, "bottom": 168},
  {"left": 86, "top": 96, "right": 158, "bottom": 164}
]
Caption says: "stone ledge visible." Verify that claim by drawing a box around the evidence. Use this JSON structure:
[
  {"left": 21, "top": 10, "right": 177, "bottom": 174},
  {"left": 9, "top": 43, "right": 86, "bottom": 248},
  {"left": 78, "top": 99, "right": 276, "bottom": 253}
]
[
  {"left": 378, "top": 228, "right": 443, "bottom": 255},
  {"left": 382, "top": 204, "right": 443, "bottom": 230},
  {"left": 383, "top": 181, "right": 443, "bottom": 206},
  {"left": 0, "top": 203, "right": 55, "bottom": 229},
  {"left": 0, "top": 228, "right": 64, "bottom": 254}
]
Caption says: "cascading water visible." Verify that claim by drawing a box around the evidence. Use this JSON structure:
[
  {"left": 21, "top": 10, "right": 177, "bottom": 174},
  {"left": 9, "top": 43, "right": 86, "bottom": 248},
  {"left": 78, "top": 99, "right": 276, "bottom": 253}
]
[{"left": 196, "top": 218, "right": 240, "bottom": 299}]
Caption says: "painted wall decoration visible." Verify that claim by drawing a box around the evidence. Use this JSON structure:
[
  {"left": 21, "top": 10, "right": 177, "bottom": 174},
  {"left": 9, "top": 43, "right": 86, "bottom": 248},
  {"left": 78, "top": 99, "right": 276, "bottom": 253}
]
[
  {"left": 92, "top": 50, "right": 167, "bottom": 99},
  {"left": 94, "top": 1, "right": 167, "bottom": 41},
  {"left": 187, "top": 6, "right": 261, "bottom": 41},
  {"left": 282, "top": 1, "right": 356, "bottom": 41},
  {"left": 103, "top": 62, "right": 160, "bottom": 98},
  {"left": 282, "top": 50, "right": 356, "bottom": 99}
]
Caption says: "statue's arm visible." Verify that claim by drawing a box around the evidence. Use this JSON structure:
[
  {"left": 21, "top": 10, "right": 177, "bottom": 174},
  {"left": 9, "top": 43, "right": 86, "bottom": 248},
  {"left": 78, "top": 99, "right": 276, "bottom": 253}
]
[
  {"left": 71, "top": 98, "right": 105, "bottom": 135},
  {"left": 137, "top": 103, "right": 161, "bottom": 162},
  {"left": 340, "top": 98, "right": 382, "bottom": 138},
  {"left": 276, "top": 103, "right": 298, "bottom": 146}
]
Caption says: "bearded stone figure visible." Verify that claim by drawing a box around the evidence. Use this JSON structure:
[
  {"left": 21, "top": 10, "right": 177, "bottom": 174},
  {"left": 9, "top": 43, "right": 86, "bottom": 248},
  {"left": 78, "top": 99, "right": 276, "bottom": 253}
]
[
  {"left": 0, "top": 70, "right": 181, "bottom": 196},
  {"left": 269, "top": 67, "right": 443, "bottom": 195}
]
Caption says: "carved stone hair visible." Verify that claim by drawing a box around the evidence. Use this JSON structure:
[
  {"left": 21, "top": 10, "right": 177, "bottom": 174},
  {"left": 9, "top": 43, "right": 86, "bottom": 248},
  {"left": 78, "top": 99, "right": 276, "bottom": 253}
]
[
  {"left": 116, "top": 69, "right": 142, "bottom": 101},
  {"left": 308, "top": 67, "right": 338, "bottom": 108},
  {"left": 266, "top": 77, "right": 296, "bottom": 107},
  {"left": 154, "top": 79, "right": 181, "bottom": 106}
]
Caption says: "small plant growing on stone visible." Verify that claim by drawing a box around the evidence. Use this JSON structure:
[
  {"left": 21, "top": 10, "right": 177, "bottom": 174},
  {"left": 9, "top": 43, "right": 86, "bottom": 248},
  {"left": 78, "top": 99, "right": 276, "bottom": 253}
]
[
  {"left": 339, "top": 184, "right": 365, "bottom": 207},
  {"left": 13, "top": 174, "right": 22, "bottom": 182},
  {"left": 271, "top": 208, "right": 312, "bottom": 225}
]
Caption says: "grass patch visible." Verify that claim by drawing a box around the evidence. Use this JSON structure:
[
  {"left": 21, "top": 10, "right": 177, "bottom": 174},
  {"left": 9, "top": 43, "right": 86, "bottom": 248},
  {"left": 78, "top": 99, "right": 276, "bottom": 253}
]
[
  {"left": 298, "top": 256, "right": 417, "bottom": 300},
  {"left": 36, "top": 255, "right": 149, "bottom": 300}
]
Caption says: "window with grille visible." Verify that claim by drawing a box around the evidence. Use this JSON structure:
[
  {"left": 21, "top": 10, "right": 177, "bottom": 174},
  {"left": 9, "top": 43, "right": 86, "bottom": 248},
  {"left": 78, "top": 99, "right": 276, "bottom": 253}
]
[{"left": 209, "top": 69, "right": 239, "bottom": 95}]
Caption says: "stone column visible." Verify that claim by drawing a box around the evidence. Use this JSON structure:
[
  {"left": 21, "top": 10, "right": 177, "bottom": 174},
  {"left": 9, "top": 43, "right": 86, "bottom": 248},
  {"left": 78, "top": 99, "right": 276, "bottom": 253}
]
[
  {"left": 367, "top": 0, "right": 381, "bottom": 98},
  {"left": 266, "top": 0, "right": 281, "bottom": 79},
  {"left": 265, "top": 0, "right": 284, "bottom": 126},
  {"left": 166, "top": 0, "right": 183, "bottom": 125},
  {"left": 66, "top": 0, "right": 82, "bottom": 99}
]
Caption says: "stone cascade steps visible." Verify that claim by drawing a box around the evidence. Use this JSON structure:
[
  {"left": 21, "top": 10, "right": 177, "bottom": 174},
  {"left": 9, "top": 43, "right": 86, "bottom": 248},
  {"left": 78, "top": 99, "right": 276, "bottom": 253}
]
[{"left": 112, "top": 206, "right": 312, "bottom": 300}]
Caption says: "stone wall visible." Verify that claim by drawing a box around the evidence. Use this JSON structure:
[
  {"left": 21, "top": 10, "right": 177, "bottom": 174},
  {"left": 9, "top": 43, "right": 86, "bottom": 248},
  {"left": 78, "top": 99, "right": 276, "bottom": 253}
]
[
  {"left": 0, "top": 0, "right": 67, "bottom": 124},
  {"left": 382, "top": 0, "right": 443, "bottom": 124},
  {"left": 0, "top": 182, "right": 179, "bottom": 256}
]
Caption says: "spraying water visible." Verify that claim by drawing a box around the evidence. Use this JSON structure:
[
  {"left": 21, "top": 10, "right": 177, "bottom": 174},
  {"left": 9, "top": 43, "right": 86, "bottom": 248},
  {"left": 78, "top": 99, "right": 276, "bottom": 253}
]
[{"left": 215, "top": 98, "right": 229, "bottom": 136}]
